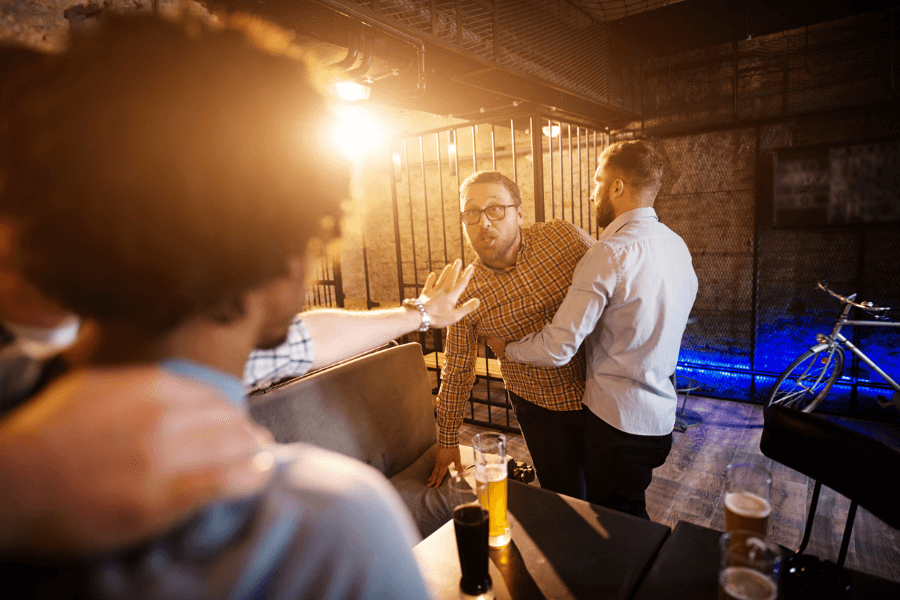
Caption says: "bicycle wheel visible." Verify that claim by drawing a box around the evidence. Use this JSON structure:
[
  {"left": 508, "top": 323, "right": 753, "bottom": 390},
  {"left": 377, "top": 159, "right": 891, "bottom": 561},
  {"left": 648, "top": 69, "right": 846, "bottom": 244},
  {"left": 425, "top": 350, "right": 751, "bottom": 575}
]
[{"left": 764, "top": 345, "right": 845, "bottom": 413}]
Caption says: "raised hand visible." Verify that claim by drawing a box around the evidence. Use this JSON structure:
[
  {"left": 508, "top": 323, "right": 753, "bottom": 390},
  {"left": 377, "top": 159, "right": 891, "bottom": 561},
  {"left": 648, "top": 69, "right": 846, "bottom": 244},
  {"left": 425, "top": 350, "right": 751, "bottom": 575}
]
[{"left": 418, "top": 259, "right": 480, "bottom": 329}]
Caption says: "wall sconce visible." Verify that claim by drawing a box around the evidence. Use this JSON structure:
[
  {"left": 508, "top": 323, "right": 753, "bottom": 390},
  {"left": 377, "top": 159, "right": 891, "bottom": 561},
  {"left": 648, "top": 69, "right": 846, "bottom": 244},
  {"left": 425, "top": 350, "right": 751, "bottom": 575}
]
[{"left": 334, "top": 81, "right": 371, "bottom": 101}]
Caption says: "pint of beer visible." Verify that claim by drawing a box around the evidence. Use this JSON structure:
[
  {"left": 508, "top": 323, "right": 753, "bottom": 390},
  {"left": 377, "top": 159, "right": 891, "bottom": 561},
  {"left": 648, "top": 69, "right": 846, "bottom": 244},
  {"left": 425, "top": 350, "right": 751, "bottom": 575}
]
[
  {"left": 724, "top": 491, "right": 771, "bottom": 537},
  {"left": 472, "top": 433, "right": 511, "bottom": 548},
  {"left": 724, "top": 463, "right": 772, "bottom": 536}
]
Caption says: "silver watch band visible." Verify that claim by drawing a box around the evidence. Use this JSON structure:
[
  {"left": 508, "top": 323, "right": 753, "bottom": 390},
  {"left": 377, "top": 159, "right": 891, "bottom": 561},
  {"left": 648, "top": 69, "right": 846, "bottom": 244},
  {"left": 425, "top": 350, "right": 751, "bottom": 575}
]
[{"left": 403, "top": 298, "right": 431, "bottom": 332}]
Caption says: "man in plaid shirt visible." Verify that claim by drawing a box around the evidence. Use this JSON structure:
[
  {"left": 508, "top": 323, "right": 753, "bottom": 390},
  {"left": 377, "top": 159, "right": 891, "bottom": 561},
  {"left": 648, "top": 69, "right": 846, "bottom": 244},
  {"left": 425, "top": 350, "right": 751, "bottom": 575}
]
[{"left": 427, "top": 171, "right": 595, "bottom": 500}]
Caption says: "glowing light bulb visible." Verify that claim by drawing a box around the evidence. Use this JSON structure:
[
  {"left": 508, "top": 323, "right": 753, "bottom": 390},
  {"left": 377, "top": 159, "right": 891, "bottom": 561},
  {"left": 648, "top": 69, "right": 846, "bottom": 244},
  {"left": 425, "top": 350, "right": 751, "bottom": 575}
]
[
  {"left": 334, "top": 81, "right": 370, "bottom": 101},
  {"left": 335, "top": 106, "right": 384, "bottom": 159}
]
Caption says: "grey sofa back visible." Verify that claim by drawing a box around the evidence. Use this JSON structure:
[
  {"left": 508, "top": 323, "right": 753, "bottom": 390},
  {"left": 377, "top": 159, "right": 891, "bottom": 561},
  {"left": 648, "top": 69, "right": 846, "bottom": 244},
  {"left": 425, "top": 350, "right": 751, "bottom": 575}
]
[{"left": 247, "top": 342, "right": 436, "bottom": 479}]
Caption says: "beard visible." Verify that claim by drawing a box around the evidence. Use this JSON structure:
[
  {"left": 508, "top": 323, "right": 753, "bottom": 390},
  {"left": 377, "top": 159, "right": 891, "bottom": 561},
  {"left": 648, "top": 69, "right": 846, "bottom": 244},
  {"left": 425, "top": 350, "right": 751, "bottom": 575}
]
[
  {"left": 466, "top": 225, "right": 520, "bottom": 268},
  {"left": 595, "top": 187, "right": 616, "bottom": 230}
]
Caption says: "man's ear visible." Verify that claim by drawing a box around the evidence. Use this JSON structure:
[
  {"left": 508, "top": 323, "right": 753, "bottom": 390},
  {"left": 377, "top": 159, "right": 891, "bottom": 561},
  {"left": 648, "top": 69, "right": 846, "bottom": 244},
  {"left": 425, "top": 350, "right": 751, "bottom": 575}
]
[{"left": 611, "top": 178, "right": 625, "bottom": 200}]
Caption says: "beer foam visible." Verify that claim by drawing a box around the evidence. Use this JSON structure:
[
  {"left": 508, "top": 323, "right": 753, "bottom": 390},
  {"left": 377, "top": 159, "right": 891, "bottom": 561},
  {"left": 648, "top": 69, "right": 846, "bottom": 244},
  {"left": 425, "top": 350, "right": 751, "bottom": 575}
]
[
  {"left": 475, "top": 464, "right": 507, "bottom": 483},
  {"left": 719, "top": 567, "right": 777, "bottom": 600},
  {"left": 725, "top": 492, "right": 771, "bottom": 519}
]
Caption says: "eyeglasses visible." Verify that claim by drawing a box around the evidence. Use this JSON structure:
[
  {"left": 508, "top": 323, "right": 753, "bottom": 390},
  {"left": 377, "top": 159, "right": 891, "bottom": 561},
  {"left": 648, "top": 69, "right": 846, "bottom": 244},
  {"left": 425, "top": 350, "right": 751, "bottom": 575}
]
[{"left": 460, "top": 204, "right": 518, "bottom": 225}]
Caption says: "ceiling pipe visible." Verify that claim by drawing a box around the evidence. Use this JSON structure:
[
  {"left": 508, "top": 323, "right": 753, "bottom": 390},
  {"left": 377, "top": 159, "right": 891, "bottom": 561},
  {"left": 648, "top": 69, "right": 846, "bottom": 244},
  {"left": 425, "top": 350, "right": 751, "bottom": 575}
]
[{"left": 311, "top": 0, "right": 425, "bottom": 92}]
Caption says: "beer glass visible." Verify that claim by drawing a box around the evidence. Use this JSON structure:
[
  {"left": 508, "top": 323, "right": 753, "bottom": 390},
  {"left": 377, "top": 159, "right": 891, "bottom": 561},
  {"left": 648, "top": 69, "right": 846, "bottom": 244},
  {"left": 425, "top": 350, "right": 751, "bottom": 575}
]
[
  {"left": 472, "top": 432, "right": 510, "bottom": 548},
  {"left": 718, "top": 530, "right": 780, "bottom": 600},
  {"left": 724, "top": 463, "right": 772, "bottom": 536},
  {"left": 450, "top": 473, "right": 493, "bottom": 599}
]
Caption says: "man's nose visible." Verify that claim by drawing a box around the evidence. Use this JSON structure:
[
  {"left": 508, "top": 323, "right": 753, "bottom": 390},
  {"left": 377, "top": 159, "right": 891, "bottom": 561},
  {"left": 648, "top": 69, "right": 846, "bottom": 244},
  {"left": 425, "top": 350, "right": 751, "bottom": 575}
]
[{"left": 476, "top": 211, "right": 494, "bottom": 228}]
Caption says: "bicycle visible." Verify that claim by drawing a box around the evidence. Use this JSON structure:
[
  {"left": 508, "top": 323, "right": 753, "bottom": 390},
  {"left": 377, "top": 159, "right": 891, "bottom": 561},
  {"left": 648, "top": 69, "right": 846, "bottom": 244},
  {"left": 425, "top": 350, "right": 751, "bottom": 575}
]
[{"left": 764, "top": 280, "right": 900, "bottom": 413}]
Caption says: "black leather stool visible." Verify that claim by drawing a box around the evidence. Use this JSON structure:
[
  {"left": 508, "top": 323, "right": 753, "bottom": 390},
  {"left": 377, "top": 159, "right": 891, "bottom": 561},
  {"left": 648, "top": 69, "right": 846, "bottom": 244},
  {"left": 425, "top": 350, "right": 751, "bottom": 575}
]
[{"left": 759, "top": 404, "right": 900, "bottom": 567}]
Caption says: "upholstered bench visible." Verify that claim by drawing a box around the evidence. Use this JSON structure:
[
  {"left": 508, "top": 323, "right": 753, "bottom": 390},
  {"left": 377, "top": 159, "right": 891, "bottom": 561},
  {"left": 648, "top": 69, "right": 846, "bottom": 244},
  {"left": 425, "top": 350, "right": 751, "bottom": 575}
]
[
  {"left": 760, "top": 404, "right": 900, "bottom": 566},
  {"left": 247, "top": 342, "right": 474, "bottom": 538}
]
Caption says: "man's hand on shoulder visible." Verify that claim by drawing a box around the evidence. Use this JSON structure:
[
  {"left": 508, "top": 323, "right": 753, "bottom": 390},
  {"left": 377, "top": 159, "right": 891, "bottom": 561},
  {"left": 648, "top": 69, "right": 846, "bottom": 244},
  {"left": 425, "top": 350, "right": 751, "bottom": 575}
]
[
  {"left": 419, "top": 259, "right": 480, "bottom": 329},
  {"left": 426, "top": 445, "right": 461, "bottom": 488},
  {"left": 0, "top": 366, "right": 274, "bottom": 556},
  {"left": 486, "top": 336, "right": 507, "bottom": 360}
]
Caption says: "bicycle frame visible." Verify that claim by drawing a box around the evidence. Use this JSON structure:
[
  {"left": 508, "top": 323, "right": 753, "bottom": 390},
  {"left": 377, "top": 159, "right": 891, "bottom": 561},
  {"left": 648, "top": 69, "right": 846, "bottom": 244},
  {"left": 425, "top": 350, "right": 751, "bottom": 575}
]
[{"left": 813, "top": 299, "right": 900, "bottom": 393}]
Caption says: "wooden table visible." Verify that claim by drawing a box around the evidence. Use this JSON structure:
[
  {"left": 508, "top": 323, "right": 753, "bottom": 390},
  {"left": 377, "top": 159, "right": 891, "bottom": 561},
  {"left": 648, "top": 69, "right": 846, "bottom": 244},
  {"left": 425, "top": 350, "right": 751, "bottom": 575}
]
[{"left": 413, "top": 480, "right": 670, "bottom": 600}]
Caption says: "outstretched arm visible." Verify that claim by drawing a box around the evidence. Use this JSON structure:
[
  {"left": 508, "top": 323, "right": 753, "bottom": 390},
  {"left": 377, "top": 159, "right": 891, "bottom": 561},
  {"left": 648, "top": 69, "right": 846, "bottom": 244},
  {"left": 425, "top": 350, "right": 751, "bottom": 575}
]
[{"left": 303, "top": 259, "right": 479, "bottom": 370}]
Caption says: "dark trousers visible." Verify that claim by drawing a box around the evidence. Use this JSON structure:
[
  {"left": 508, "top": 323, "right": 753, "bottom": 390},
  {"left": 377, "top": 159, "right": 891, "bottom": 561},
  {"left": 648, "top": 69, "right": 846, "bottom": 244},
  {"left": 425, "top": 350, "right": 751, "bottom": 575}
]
[
  {"left": 582, "top": 406, "right": 672, "bottom": 519},
  {"left": 507, "top": 391, "right": 586, "bottom": 501}
]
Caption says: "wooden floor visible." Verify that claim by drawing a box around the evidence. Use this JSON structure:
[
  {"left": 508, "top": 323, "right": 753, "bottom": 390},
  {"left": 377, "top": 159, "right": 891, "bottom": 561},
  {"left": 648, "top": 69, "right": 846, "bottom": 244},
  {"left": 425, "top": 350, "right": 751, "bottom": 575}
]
[{"left": 454, "top": 390, "right": 900, "bottom": 584}]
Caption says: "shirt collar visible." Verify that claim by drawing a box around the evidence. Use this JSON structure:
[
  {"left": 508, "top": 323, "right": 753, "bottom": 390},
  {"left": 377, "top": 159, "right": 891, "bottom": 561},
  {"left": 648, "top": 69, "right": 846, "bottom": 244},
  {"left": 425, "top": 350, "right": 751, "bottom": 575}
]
[
  {"left": 597, "top": 207, "right": 658, "bottom": 241},
  {"left": 162, "top": 358, "right": 246, "bottom": 408}
]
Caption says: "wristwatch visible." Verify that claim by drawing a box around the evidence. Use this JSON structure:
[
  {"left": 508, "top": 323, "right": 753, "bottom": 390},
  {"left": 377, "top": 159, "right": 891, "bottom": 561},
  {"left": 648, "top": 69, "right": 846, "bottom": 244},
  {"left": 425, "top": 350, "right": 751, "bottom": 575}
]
[{"left": 402, "top": 298, "right": 431, "bottom": 332}]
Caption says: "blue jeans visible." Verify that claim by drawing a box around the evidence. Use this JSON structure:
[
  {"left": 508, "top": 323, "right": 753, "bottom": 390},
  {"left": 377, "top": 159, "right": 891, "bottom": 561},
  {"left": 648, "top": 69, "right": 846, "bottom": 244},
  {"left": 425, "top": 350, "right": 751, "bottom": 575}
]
[{"left": 507, "top": 391, "right": 586, "bottom": 501}]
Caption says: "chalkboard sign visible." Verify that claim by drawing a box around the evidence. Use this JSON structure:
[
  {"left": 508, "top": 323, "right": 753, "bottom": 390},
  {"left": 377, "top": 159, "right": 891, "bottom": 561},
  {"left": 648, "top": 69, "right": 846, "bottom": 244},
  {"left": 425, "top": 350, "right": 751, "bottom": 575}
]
[{"left": 773, "top": 140, "right": 900, "bottom": 228}]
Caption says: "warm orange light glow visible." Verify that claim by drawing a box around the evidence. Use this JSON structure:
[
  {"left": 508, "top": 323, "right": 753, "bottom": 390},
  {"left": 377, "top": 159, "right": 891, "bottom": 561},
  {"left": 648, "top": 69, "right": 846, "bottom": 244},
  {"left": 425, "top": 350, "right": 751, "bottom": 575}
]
[
  {"left": 336, "top": 106, "right": 384, "bottom": 159},
  {"left": 542, "top": 124, "right": 560, "bottom": 138},
  {"left": 334, "top": 81, "right": 371, "bottom": 101}
]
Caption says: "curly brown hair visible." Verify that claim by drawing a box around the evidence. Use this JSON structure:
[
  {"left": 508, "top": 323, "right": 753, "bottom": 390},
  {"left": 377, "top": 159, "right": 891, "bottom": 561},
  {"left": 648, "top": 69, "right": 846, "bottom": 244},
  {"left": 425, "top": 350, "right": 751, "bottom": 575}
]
[{"left": 1, "top": 14, "right": 349, "bottom": 335}]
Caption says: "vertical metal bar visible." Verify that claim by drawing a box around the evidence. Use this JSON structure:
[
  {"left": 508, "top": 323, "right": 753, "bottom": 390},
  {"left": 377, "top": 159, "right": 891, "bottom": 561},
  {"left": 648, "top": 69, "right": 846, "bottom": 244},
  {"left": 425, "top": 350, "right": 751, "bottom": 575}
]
[
  {"left": 558, "top": 121, "right": 564, "bottom": 221},
  {"left": 433, "top": 131, "right": 448, "bottom": 353},
  {"left": 471, "top": 124, "right": 478, "bottom": 173},
  {"left": 510, "top": 118, "right": 517, "bottom": 183},
  {"left": 568, "top": 123, "right": 574, "bottom": 225},
  {"left": 390, "top": 143, "right": 405, "bottom": 302},
  {"left": 436, "top": 132, "right": 449, "bottom": 264},
  {"left": 548, "top": 119, "right": 555, "bottom": 220},
  {"left": 420, "top": 135, "right": 433, "bottom": 273},
  {"left": 491, "top": 123, "right": 496, "bottom": 170},
  {"left": 751, "top": 126, "right": 761, "bottom": 401},
  {"left": 404, "top": 139, "right": 420, "bottom": 292},
  {"left": 325, "top": 251, "right": 333, "bottom": 305},
  {"left": 331, "top": 244, "right": 344, "bottom": 307},
  {"left": 578, "top": 127, "right": 583, "bottom": 230},
  {"left": 362, "top": 233, "right": 373, "bottom": 308},
  {"left": 531, "top": 112, "right": 545, "bottom": 223},
  {"left": 456, "top": 128, "right": 465, "bottom": 262},
  {"left": 592, "top": 131, "right": 598, "bottom": 237}
]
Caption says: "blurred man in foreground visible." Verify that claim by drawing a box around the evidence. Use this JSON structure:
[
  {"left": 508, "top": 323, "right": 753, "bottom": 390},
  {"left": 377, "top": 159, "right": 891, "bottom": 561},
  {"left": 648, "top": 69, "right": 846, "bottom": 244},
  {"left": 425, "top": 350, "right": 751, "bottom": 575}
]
[
  {"left": 0, "top": 42, "right": 274, "bottom": 559},
  {"left": 1, "top": 13, "right": 445, "bottom": 598}
]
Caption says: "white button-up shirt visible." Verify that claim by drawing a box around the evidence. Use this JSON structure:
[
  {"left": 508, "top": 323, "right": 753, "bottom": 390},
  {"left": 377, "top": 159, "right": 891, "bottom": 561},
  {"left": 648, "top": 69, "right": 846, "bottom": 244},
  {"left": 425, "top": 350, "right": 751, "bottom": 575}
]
[{"left": 505, "top": 207, "right": 698, "bottom": 436}]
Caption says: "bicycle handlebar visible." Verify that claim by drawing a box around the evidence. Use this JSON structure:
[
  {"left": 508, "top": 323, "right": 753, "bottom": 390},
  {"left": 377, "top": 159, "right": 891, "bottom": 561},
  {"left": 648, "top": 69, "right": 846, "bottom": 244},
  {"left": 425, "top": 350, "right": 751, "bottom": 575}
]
[{"left": 817, "top": 280, "right": 891, "bottom": 313}]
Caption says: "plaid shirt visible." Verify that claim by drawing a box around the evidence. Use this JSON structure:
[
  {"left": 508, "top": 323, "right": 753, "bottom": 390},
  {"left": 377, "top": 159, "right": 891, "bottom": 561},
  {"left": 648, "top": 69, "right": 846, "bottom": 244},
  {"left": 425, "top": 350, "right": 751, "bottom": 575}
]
[
  {"left": 436, "top": 220, "right": 594, "bottom": 447},
  {"left": 243, "top": 316, "right": 313, "bottom": 391}
]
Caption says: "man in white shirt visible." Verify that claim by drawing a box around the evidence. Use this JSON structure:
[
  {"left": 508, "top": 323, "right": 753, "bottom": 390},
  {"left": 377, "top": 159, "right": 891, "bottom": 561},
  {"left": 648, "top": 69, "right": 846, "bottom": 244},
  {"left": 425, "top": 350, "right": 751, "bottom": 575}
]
[{"left": 489, "top": 140, "right": 697, "bottom": 519}]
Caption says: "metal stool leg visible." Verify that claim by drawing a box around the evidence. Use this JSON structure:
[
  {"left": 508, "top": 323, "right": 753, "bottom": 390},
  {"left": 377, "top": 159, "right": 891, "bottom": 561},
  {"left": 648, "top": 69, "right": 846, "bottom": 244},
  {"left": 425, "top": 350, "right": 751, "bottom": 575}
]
[
  {"left": 672, "top": 373, "right": 702, "bottom": 432},
  {"left": 797, "top": 480, "right": 822, "bottom": 555},
  {"left": 836, "top": 500, "right": 858, "bottom": 568}
]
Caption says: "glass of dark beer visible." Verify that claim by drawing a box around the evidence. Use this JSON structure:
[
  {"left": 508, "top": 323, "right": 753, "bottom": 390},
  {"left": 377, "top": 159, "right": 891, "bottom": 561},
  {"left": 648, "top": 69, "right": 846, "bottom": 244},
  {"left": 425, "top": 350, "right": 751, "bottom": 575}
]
[{"left": 450, "top": 473, "right": 493, "bottom": 600}]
